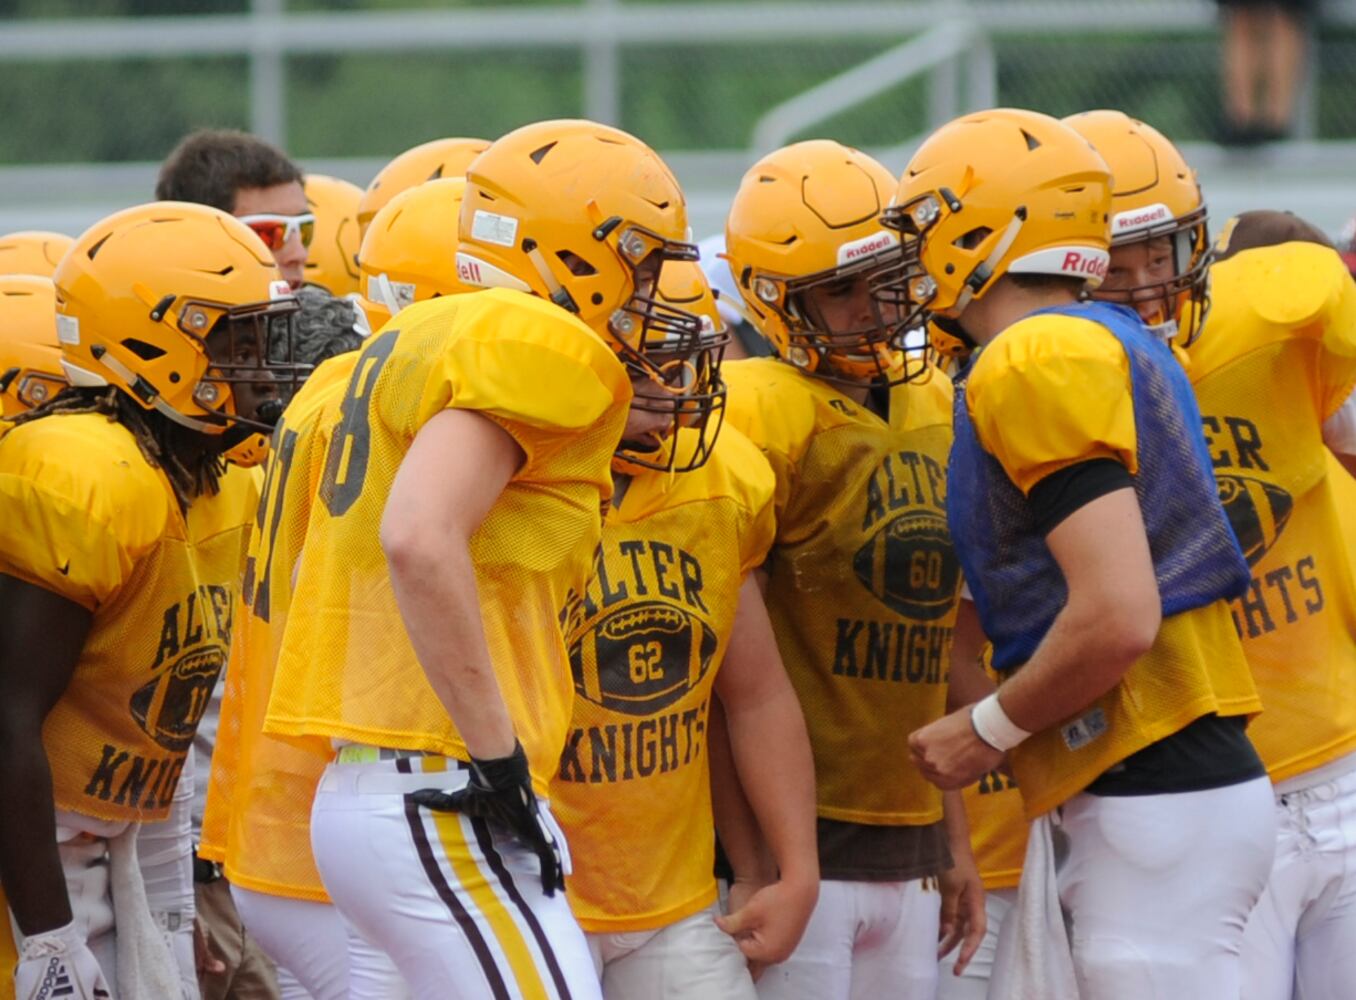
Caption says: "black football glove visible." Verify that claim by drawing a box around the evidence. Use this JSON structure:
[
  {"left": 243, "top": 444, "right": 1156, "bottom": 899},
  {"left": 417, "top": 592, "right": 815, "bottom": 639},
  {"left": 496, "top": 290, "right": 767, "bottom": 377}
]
[{"left": 411, "top": 741, "right": 566, "bottom": 896}]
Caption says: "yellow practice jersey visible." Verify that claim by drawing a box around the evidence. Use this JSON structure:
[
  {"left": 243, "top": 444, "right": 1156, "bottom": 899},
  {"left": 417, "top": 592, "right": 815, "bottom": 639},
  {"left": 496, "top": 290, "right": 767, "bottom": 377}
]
[
  {"left": 963, "top": 768, "right": 1025, "bottom": 891},
  {"left": 552, "top": 426, "right": 776, "bottom": 932},
  {"left": 960, "top": 649, "right": 1025, "bottom": 890},
  {"left": 199, "top": 353, "right": 359, "bottom": 901},
  {"left": 722, "top": 358, "right": 959, "bottom": 826},
  {"left": 1186, "top": 243, "right": 1356, "bottom": 783},
  {"left": 964, "top": 311, "right": 1261, "bottom": 818},
  {"left": 0, "top": 413, "right": 257, "bottom": 822},
  {"left": 266, "top": 290, "right": 631, "bottom": 794}
]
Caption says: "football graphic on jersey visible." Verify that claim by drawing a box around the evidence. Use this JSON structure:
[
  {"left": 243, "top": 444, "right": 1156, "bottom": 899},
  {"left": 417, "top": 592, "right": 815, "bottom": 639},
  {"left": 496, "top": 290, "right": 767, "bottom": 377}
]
[
  {"left": 1216, "top": 474, "right": 1293, "bottom": 567},
  {"left": 570, "top": 601, "right": 718, "bottom": 716},
  {"left": 129, "top": 646, "right": 227, "bottom": 752},
  {"left": 853, "top": 509, "right": 960, "bottom": 620}
]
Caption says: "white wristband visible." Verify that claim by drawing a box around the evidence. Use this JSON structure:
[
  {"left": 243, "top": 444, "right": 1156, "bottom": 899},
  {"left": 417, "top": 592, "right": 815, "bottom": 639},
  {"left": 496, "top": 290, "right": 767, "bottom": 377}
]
[{"left": 970, "top": 693, "right": 1031, "bottom": 752}]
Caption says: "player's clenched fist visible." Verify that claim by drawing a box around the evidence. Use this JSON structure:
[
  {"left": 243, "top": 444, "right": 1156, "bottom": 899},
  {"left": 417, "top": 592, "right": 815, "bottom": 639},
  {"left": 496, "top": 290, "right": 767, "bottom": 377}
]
[
  {"left": 412, "top": 740, "right": 568, "bottom": 896},
  {"left": 908, "top": 706, "right": 1005, "bottom": 790},
  {"left": 15, "top": 921, "right": 112, "bottom": 1000},
  {"left": 715, "top": 874, "right": 818, "bottom": 977}
]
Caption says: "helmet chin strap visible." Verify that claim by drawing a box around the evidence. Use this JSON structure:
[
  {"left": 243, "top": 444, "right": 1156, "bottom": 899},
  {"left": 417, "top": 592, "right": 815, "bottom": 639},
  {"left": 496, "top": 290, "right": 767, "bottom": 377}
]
[
  {"left": 931, "top": 313, "right": 978, "bottom": 353},
  {"left": 373, "top": 273, "right": 404, "bottom": 316},
  {"left": 523, "top": 241, "right": 579, "bottom": 313}
]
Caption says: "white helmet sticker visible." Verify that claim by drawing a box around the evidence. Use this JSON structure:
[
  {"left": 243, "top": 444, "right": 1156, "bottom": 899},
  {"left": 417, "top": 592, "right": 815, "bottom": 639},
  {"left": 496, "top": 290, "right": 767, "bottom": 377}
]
[
  {"left": 1008, "top": 245, "right": 1110, "bottom": 287},
  {"left": 455, "top": 251, "right": 531, "bottom": 293},
  {"left": 55, "top": 314, "right": 80, "bottom": 346},
  {"left": 470, "top": 210, "right": 519, "bottom": 248},
  {"left": 1111, "top": 202, "right": 1173, "bottom": 237},
  {"left": 836, "top": 230, "right": 898, "bottom": 266}
]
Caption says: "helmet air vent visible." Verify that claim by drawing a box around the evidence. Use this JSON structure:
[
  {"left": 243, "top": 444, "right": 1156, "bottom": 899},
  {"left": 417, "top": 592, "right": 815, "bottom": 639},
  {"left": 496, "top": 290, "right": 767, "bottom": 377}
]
[
  {"left": 121, "top": 338, "right": 167, "bottom": 361},
  {"left": 954, "top": 227, "right": 992, "bottom": 250},
  {"left": 1021, "top": 129, "right": 1042, "bottom": 151},
  {"left": 86, "top": 232, "right": 113, "bottom": 260},
  {"left": 529, "top": 142, "right": 558, "bottom": 165},
  {"left": 557, "top": 250, "right": 597, "bottom": 276}
]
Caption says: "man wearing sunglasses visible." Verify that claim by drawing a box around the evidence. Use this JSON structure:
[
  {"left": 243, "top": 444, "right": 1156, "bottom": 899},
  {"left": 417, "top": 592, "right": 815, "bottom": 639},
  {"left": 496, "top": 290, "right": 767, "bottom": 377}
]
[
  {"left": 156, "top": 127, "right": 323, "bottom": 1000},
  {"left": 157, "top": 129, "right": 313, "bottom": 291}
]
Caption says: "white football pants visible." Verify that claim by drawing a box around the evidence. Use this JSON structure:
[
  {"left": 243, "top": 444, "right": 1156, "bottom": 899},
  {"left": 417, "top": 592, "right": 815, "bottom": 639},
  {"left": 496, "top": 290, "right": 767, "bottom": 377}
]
[
  {"left": 587, "top": 902, "right": 756, "bottom": 1000},
  {"left": 232, "top": 884, "right": 410, "bottom": 1000},
  {"left": 138, "top": 748, "right": 199, "bottom": 1000},
  {"left": 310, "top": 755, "right": 601, "bottom": 1000},
  {"left": 1049, "top": 778, "right": 1276, "bottom": 1000},
  {"left": 754, "top": 877, "right": 941, "bottom": 1000},
  {"left": 1242, "top": 752, "right": 1356, "bottom": 1000}
]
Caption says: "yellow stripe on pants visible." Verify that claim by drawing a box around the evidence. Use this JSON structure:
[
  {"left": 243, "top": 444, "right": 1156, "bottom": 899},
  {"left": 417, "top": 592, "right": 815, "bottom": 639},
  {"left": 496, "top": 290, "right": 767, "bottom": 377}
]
[{"left": 431, "top": 811, "right": 551, "bottom": 1000}]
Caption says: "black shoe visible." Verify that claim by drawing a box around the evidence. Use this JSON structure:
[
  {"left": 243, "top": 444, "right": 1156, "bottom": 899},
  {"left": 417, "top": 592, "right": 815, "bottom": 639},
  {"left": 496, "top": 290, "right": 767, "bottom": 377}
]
[
  {"left": 1252, "top": 124, "right": 1291, "bottom": 144},
  {"left": 1217, "top": 117, "right": 1265, "bottom": 147}
]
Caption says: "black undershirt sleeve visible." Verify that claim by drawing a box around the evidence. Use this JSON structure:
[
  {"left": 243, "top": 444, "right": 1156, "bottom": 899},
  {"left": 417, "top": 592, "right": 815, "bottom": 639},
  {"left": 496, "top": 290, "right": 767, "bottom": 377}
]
[{"left": 1027, "top": 457, "right": 1135, "bottom": 537}]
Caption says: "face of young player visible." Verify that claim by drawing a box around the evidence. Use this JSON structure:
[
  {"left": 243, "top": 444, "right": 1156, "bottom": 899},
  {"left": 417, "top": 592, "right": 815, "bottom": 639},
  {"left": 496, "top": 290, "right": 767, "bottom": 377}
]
[
  {"left": 618, "top": 251, "right": 712, "bottom": 452},
  {"left": 799, "top": 273, "right": 882, "bottom": 346},
  {"left": 1099, "top": 235, "right": 1176, "bottom": 327},
  {"left": 204, "top": 317, "right": 281, "bottom": 428},
  {"left": 234, "top": 181, "right": 310, "bottom": 291}
]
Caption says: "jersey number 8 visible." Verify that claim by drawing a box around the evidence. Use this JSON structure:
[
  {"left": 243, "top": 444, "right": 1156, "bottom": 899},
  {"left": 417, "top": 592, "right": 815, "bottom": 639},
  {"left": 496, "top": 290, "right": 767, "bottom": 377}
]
[{"left": 320, "top": 330, "right": 398, "bottom": 517}]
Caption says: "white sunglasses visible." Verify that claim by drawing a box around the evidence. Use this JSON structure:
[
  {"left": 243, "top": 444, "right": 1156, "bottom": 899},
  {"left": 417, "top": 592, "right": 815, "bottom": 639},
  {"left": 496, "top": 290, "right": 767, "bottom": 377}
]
[{"left": 237, "top": 212, "right": 317, "bottom": 251}]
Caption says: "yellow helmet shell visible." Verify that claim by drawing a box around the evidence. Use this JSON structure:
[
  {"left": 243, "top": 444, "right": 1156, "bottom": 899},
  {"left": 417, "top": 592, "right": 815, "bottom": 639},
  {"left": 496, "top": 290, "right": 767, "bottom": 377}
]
[
  {"left": 303, "top": 174, "right": 363, "bottom": 297},
  {"left": 0, "top": 230, "right": 74, "bottom": 278},
  {"left": 358, "top": 177, "right": 472, "bottom": 319},
  {"left": 358, "top": 137, "right": 491, "bottom": 237},
  {"left": 0, "top": 275, "right": 65, "bottom": 415},
  {"left": 893, "top": 108, "right": 1113, "bottom": 317}
]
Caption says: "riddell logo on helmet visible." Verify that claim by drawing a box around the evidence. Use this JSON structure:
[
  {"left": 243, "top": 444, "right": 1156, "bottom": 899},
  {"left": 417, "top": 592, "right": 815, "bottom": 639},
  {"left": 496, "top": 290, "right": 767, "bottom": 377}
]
[
  {"left": 456, "top": 256, "right": 483, "bottom": 285},
  {"left": 1112, "top": 203, "right": 1171, "bottom": 234},
  {"left": 1060, "top": 251, "right": 1108, "bottom": 279},
  {"left": 836, "top": 231, "right": 898, "bottom": 266}
]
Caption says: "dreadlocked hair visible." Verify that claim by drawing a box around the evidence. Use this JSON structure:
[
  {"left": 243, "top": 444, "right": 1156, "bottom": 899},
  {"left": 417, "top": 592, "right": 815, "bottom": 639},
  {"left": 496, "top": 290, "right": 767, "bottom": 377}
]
[{"left": 12, "top": 386, "right": 226, "bottom": 510}]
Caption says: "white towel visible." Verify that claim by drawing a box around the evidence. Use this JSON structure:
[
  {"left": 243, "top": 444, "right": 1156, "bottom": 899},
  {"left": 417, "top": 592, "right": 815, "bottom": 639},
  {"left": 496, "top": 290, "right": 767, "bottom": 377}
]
[
  {"left": 107, "top": 823, "right": 185, "bottom": 1000},
  {"left": 989, "top": 813, "right": 1080, "bottom": 999}
]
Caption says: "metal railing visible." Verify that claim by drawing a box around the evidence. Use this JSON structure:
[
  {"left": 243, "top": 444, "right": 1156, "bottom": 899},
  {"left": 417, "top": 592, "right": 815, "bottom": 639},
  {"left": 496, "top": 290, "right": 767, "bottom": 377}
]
[
  {"left": 0, "top": 0, "right": 1252, "bottom": 148},
  {"left": 2, "top": 1, "right": 1354, "bottom": 236}
]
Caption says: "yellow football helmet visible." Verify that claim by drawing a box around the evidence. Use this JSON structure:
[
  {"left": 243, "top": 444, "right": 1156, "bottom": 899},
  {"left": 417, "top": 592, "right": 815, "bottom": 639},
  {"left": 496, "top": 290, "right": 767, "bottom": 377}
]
[
  {"left": 725, "top": 139, "right": 915, "bottom": 383},
  {"left": 358, "top": 177, "right": 473, "bottom": 328},
  {"left": 303, "top": 174, "right": 363, "bottom": 297},
  {"left": 54, "top": 202, "right": 303, "bottom": 436},
  {"left": 456, "top": 120, "right": 700, "bottom": 354},
  {"left": 657, "top": 259, "right": 726, "bottom": 342},
  {"left": 0, "top": 230, "right": 74, "bottom": 278},
  {"left": 1063, "top": 110, "right": 1211, "bottom": 344},
  {"left": 876, "top": 108, "right": 1112, "bottom": 353},
  {"left": 620, "top": 259, "right": 727, "bottom": 471},
  {"left": 0, "top": 275, "right": 66, "bottom": 416},
  {"left": 458, "top": 119, "right": 715, "bottom": 470},
  {"left": 357, "top": 137, "right": 491, "bottom": 237}
]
